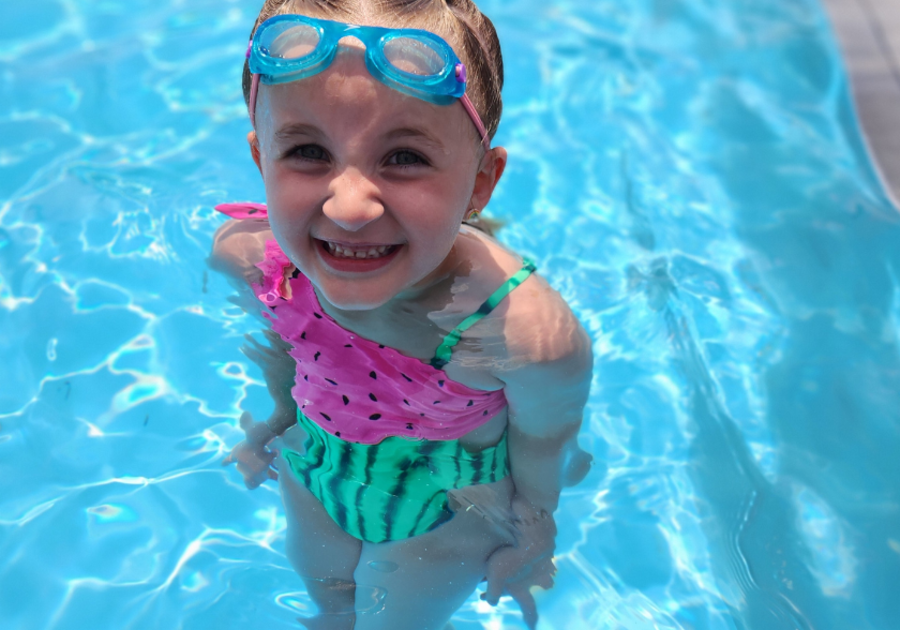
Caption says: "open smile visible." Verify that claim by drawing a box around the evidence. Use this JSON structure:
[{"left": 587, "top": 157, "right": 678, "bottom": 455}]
[{"left": 316, "top": 238, "right": 403, "bottom": 272}]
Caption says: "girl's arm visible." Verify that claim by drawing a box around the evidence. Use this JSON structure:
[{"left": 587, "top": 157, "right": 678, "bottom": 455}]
[
  {"left": 504, "top": 347, "right": 592, "bottom": 512},
  {"left": 209, "top": 219, "right": 299, "bottom": 486},
  {"left": 484, "top": 280, "right": 594, "bottom": 628},
  {"left": 239, "top": 329, "right": 299, "bottom": 442}
]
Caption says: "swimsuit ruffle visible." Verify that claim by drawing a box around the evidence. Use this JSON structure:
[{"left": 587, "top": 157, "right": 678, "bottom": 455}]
[{"left": 255, "top": 239, "right": 293, "bottom": 306}]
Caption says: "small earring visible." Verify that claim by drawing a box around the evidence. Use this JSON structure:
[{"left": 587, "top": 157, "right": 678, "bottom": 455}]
[{"left": 465, "top": 207, "right": 481, "bottom": 221}]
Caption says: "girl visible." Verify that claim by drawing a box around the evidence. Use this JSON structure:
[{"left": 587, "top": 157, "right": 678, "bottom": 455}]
[{"left": 210, "top": 1, "right": 593, "bottom": 628}]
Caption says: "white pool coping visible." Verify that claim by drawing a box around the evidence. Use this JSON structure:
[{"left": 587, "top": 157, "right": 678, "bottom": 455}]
[{"left": 821, "top": 0, "right": 900, "bottom": 208}]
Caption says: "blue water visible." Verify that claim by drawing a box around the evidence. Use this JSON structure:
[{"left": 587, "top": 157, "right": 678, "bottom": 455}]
[{"left": 2, "top": 0, "right": 899, "bottom": 628}]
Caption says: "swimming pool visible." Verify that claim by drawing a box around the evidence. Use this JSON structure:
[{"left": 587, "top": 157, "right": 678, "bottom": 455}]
[{"left": 2, "top": 0, "right": 899, "bottom": 627}]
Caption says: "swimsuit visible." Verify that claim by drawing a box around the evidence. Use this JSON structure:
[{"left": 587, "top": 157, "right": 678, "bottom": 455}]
[{"left": 215, "top": 203, "right": 536, "bottom": 542}]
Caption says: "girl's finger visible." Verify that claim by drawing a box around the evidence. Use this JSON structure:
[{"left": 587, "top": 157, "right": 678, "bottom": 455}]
[
  {"left": 483, "top": 546, "right": 517, "bottom": 605},
  {"left": 244, "top": 332, "right": 265, "bottom": 347},
  {"left": 268, "top": 468, "right": 279, "bottom": 480},
  {"left": 534, "top": 571, "right": 554, "bottom": 589},
  {"left": 239, "top": 411, "right": 254, "bottom": 430},
  {"left": 507, "top": 582, "right": 538, "bottom": 630},
  {"left": 240, "top": 344, "right": 260, "bottom": 357}
]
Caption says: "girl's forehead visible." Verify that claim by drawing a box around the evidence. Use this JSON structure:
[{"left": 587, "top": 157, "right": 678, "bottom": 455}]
[{"left": 259, "top": 54, "right": 466, "bottom": 142}]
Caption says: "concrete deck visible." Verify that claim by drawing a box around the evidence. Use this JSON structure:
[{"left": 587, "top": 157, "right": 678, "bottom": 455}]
[{"left": 821, "top": 0, "right": 900, "bottom": 204}]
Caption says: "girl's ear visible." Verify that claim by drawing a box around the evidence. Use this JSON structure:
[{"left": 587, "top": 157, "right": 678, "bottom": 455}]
[
  {"left": 469, "top": 147, "right": 508, "bottom": 215},
  {"left": 247, "top": 131, "right": 263, "bottom": 178}
]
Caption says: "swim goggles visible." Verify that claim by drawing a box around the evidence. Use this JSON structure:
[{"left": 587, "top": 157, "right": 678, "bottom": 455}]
[{"left": 247, "top": 15, "right": 491, "bottom": 150}]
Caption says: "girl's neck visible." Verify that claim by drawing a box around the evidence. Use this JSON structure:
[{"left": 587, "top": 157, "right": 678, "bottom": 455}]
[{"left": 314, "top": 245, "right": 468, "bottom": 333}]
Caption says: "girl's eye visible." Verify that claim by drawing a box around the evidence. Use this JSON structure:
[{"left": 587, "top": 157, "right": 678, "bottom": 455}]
[
  {"left": 388, "top": 150, "right": 426, "bottom": 167},
  {"left": 291, "top": 144, "right": 327, "bottom": 161}
]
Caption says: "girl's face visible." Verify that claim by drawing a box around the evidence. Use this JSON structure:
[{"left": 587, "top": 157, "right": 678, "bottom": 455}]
[{"left": 249, "top": 40, "right": 506, "bottom": 311}]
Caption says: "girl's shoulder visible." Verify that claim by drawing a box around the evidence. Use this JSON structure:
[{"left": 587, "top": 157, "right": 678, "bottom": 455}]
[
  {"left": 209, "top": 217, "right": 273, "bottom": 285},
  {"left": 456, "top": 227, "right": 590, "bottom": 371}
]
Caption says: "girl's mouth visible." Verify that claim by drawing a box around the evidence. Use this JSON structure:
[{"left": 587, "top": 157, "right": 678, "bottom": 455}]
[{"left": 316, "top": 239, "right": 402, "bottom": 272}]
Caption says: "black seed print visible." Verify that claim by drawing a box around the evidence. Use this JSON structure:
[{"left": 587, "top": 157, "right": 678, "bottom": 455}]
[
  {"left": 438, "top": 380, "right": 445, "bottom": 387},
  {"left": 420, "top": 413, "right": 425, "bottom": 417},
  {"left": 301, "top": 331, "right": 306, "bottom": 340},
  {"left": 406, "top": 423, "right": 414, "bottom": 430},
  {"left": 248, "top": 208, "right": 258, "bottom": 214},
  {"left": 335, "top": 431, "right": 341, "bottom": 437},
  {"left": 304, "top": 375, "right": 309, "bottom": 381},
  {"left": 314, "top": 351, "right": 321, "bottom": 361},
  {"left": 369, "top": 371, "right": 377, "bottom": 379},
  {"left": 400, "top": 373, "right": 413, "bottom": 382},
  {"left": 342, "top": 395, "right": 350, "bottom": 405},
  {"left": 369, "top": 393, "right": 377, "bottom": 402},
  {"left": 467, "top": 400, "right": 474, "bottom": 407},
  {"left": 403, "top": 399, "right": 410, "bottom": 406},
  {"left": 369, "top": 414, "right": 382, "bottom": 420},
  {"left": 344, "top": 344, "right": 353, "bottom": 348},
  {"left": 433, "top": 401, "right": 441, "bottom": 405},
  {"left": 379, "top": 344, "right": 385, "bottom": 349},
  {"left": 325, "top": 378, "right": 337, "bottom": 386},
  {"left": 483, "top": 410, "right": 488, "bottom": 415},
  {"left": 291, "top": 268, "right": 301, "bottom": 279},
  {"left": 321, "top": 413, "right": 332, "bottom": 421},
  {"left": 314, "top": 312, "right": 323, "bottom": 319},
  {"left": 270, "top": 305, "right": 277, "bottom": 311}
]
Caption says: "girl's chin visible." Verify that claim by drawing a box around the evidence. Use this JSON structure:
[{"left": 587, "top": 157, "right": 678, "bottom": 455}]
[{"left": 310, "top": 241, "right": 407, "bottom": 310}]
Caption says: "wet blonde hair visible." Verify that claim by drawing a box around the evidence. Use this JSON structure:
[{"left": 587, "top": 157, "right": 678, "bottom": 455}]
[{"left": 242, "top": 0, "right": 504, "bottom": 141}]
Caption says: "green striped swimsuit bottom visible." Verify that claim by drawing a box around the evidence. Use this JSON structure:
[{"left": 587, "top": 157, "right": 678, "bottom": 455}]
[{"left": 283, "top": 411, "right": 509, "bottom": 543}]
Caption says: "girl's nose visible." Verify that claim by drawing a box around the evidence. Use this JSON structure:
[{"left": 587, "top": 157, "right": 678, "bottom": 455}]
[{"left": 322, "top": 169, "right": 384, "bottom": 232}]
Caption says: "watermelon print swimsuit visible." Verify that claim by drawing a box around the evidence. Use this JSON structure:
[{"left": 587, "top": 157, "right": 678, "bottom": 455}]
[{"left": 216, "top": 203, "right": 536, "bottom": 543}]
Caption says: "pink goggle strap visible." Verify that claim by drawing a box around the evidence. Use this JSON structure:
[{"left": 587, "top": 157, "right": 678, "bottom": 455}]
[
  {"left": 247, "top": 42, "right": 261, "bottom": 128},
  {"left": 249, "top": 72, "right": 261, "bottom": 129},
  {"left": 459, "top": 93, "right": 491, "bottom": 151}
]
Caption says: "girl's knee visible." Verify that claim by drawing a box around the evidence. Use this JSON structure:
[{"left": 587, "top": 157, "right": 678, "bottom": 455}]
[{"left": 300, "top": 576, "right": 360, "bottom": 623}]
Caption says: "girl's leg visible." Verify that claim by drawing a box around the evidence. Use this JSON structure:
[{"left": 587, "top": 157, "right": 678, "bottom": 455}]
[
  {"left": 351, "top": 479, "right": 514, "bottom": 630},
  {"left": 277, "top": 450, "right": 362, "bottom": 628}
]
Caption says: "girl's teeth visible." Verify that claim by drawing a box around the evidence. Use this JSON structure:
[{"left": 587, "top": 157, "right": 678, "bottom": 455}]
[{"left": 325, "top": 242, "right": 393, "bottom": 259}]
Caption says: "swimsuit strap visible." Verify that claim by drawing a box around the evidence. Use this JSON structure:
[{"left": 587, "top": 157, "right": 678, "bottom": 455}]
[{"left": 430, "top": 258, "right": 537, "bottom": 369}]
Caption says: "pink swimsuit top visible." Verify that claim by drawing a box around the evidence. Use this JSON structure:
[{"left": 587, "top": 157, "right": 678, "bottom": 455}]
[{"left": 216, "top": 203, "right": 530, "bottom": 445}]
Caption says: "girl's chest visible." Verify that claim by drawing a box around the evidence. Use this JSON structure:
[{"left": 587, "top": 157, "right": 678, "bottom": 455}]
[
  {"left": 371, "top": 315, "right": 510, "bottom": 449},
  {"left": 330, "top": 303, "right": 507, "bottom": 394}
]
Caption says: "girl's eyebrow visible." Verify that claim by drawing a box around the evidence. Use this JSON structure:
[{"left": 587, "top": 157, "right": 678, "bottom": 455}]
[
  {"left": 273, "top": 123, "right": 445, "bottom": 150},
  {"left": 274, "top": 123, "right": 322, "bottom": 141},
  {"left": 384, "top": 127, "right": 445, "bottom": 150}
]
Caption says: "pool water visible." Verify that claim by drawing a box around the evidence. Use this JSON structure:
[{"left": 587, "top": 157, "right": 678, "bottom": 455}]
[{"left": 2, "top": 0, "right": 900, "bottom": 628}]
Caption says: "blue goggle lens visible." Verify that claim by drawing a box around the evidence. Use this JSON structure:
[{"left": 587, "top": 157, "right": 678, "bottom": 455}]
[
  {"left": 263, "top": 23, "right": 322, "bottom": 60},
  {"left": 382, "top": 37, "right": 448, "bottom": 77}
]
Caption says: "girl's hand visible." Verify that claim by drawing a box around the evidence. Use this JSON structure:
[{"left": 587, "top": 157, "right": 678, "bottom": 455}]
[
  {"left": 483, "top": 495, "right": 558, "bottom": 630},
  {"left": 222, "top": 411, "right": 278, "bottom": 489}
]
